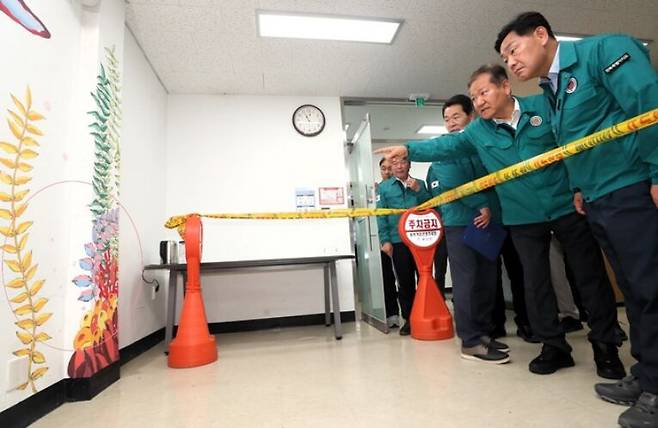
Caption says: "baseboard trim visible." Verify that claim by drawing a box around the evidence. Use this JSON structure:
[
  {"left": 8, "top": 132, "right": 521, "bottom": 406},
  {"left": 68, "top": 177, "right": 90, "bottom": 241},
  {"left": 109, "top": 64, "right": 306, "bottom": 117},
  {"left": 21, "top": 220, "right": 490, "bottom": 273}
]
[
  {"left": 66, "top": 360, "right": 120, "bottom": 402},
  {"left": 0, "top": 380, "right": 67, "bottom": 428},
  {"left": 119, "top": 328, "right": 165, "bottom": 366},
  {"left": 1, "top": 329, "right": 167, "bottom": 428},
  {"left": 206, "top": 311, "right": 356, "bottom": 334}
]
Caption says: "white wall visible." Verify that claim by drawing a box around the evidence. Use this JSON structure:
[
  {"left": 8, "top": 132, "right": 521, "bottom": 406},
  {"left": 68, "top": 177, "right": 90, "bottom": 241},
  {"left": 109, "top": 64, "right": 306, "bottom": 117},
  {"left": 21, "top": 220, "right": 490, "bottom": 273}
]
[
  {"left": 166, "top": 95, "right": 355, "bottom": 321},
  {"left": 0, "top": 1, "right": 82, "bottom": 412},
  {"left": 118, "top": 28, "right": 168, "bottom": 348}
]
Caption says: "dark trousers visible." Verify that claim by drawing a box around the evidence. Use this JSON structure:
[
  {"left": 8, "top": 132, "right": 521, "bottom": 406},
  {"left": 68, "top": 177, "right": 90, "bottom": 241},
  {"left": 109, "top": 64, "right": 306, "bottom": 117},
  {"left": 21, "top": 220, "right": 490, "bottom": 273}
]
[
  {"left": 493, "top": 233, "right": 529, "bottom": 330},
  {"left": 584, "top": 181, "right": 658, "bottom": 394},
  {"left": 433, "top": 237, "right": 448, "bottom": 297},
  {"left": 509, "top": 212, "right": 619, "bottom": 353},
  {"left": 391, "top": 243, "right": 418, "bottom": 320},
  {"left": 380, "top": 251, "right": 399, "bottom": 318},
  {"left": 445, "top": 227, "right": 498, "bottom": 347}
]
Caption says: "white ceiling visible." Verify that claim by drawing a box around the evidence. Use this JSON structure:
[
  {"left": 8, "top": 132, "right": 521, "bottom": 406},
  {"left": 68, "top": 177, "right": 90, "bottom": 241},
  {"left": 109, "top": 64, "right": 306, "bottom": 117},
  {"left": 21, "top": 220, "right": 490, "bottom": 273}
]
[{"left": 125, "top": 0, "right": 658, "bottom": 99}]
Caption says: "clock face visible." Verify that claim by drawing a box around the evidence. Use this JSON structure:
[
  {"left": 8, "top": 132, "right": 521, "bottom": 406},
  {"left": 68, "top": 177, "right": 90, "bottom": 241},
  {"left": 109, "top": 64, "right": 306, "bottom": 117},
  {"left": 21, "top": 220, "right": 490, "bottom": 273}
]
[{"left": 292, "top": 104, "right": 326, "bottom": 137}]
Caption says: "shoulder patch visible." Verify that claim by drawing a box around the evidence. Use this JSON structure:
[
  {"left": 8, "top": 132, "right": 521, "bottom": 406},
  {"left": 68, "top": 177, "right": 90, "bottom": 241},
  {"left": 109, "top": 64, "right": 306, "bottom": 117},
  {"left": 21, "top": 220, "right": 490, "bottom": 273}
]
[
  {"left": 604, "top": 53, "right": 631, "bottom": 74},
  {"left": 431, "top": 180, "right": 439, "bottom": 189}
]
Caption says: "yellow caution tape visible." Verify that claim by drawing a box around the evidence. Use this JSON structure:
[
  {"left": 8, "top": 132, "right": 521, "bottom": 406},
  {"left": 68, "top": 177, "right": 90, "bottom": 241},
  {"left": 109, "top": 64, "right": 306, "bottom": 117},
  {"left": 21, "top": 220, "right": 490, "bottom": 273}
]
[{"left": 165, "top": 108, "right": 658, "bottom": 232}]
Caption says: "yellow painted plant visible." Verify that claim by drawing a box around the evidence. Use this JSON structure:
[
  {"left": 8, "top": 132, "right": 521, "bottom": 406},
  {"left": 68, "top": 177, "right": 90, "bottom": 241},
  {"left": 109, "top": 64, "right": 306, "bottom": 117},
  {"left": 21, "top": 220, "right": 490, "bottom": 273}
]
[{"left": 1, "top": 87, "right": 50, "bottom": 393}]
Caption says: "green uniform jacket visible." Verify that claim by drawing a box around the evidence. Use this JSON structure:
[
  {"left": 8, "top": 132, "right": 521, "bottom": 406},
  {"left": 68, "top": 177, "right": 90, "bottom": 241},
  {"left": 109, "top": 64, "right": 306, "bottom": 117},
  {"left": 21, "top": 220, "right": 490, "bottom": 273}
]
[
  {"left": 426, "top": 156, "right": 501, "bottom": 226},
  {"left": 376, "top": 177, "right": 431, "bottom": 244},
  {"left": 542, "top": 35, "right": 658, "bottom": 202},
  {"left": 407, "top": 95, "right": 574, "bottom": 226}
]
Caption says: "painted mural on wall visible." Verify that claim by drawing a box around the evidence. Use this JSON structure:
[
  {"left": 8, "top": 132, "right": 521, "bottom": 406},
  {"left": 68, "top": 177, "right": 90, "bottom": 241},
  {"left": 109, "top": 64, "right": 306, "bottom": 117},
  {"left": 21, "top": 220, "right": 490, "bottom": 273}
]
[
  {"left": 0, "top": 0, "right": 50, "bottom": 38},
  {"left": 68, "top": 46, "right": 122, "bottom": 378},
  {"left": 1, "top": 87, "right": 51, "bottom": 393}
]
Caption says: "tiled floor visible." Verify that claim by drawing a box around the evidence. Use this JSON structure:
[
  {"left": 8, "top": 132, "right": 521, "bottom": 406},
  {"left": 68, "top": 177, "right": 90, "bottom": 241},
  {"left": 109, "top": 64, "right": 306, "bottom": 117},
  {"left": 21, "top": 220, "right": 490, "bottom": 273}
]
[{"left": 33, "top": 310, "right": 633, "bottom": 427}]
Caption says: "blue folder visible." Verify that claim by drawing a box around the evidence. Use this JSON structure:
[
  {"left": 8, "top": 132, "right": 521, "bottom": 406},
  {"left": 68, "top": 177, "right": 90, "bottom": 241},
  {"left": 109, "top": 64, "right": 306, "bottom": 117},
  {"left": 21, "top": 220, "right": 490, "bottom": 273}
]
[{"left": 462, "top": 221, "right": 507, "bottom": 261}]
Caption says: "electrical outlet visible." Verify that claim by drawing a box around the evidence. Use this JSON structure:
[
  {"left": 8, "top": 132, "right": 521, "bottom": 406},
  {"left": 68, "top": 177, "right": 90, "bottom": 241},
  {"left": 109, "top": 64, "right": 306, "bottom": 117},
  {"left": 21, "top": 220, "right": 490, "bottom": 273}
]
[{"left": 6, "top": 356, "right": 29, "bottom": 392}]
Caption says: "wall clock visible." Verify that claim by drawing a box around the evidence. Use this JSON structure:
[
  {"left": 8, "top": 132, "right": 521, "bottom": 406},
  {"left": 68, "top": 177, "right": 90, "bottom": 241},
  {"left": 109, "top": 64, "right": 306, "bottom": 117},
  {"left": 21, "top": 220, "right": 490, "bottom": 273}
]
[{"left": 292, "top": 104, "right": 326, "bottom": 137}]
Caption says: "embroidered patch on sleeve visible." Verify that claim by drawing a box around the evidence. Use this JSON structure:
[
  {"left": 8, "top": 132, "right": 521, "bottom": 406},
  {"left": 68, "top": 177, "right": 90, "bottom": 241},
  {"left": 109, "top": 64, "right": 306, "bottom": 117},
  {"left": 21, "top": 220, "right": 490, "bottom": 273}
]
[{"left": 604, "top": 53, "right": 631, "bottom": 74}]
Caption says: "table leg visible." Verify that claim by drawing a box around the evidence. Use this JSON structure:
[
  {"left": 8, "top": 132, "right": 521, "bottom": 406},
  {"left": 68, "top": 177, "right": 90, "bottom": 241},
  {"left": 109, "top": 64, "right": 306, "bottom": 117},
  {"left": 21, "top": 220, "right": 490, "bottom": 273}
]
[
  {"left": 329, "top": 261, "right": 342, "bottom": 340},
  {"left": 323, "top": 265, "right": 331, "bottom": 326},
  {"left": 165, "top": 270, "right": 178, "bottom": 353}
]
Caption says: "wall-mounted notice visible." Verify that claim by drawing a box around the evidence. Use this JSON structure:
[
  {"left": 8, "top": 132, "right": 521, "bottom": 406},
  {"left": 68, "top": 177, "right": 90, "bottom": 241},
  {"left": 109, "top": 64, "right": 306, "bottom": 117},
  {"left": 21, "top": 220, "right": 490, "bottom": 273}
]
[
  {"left": 318, "top": 187, "right": 345, "bottom": 206},
  {"left": 295, "top": 187, "right": 316, "bottom": 209}
]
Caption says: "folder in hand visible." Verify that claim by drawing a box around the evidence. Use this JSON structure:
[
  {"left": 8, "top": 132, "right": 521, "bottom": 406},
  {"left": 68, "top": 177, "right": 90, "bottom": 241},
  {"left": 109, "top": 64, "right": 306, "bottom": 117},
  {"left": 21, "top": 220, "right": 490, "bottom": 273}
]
[{"left": 462, "top": 221, "right": 507, "bottom": 261}]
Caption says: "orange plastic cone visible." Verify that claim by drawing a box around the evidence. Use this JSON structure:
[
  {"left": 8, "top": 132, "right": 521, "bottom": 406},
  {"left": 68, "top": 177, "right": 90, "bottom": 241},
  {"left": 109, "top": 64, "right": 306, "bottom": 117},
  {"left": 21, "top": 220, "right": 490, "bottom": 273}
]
[
  {"left": 168, "top": 215, "right": 218, "bottom": 368},
  {"left": 398, "top": 209, "right": 454, "bottom": 340}
]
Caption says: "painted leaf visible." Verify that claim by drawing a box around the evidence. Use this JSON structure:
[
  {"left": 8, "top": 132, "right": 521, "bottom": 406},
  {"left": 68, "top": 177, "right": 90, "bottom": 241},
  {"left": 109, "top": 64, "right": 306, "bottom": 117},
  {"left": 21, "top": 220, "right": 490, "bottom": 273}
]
[
  {"left": 22, "top": 136, "right": 39, "bottom": 147},
  {"left": 35, "top": 313, "right": 52, "bottom": 326},
  {"left": 21, "top": 251, "right": 33, "bottom": 271},
  {"left": 15, "top": 319, "right": 35, "bottom": 330},
  {"left": 28, "top": 111, "right": 45, "bottom": 121},
  {"left": 7, "top": 118, "right": 23, "bottom": 139},
  {"left": 8, "top": 110, "right": 25, "bottom": 128},
  {"left": 6, "top": 278, "right": 25, "bottom": 288},
  {"left": 0, "top": 172, "right": 12, "bottom": 184},
  {"left": 13, "top": 176, "right": 32, "bottom": 185},
  {"left": 14, "top": 189, "right": 30, "bottom": 202},
  {"left": 84, "top": 243, "right": 96, "bottom": 257},
  {"left": 10, "top": 291, "right": 28, "bottom": 303},
  {"left": 26, "top": 124, "right": 42, "bottom": 136},
  {"left": 11, "top": 94, "right": 26, "bottom": 116},
  {"left": 0, "top": 192, "right": 13, "bottom": 202},
  {"left": 79, "top": 257, "right": 94, "bottom": 271},
  {"left": 0, "top": 158, "right": 16, "bottom": 168},
  {"left": 78, "top": 290, "right": 94, "bottom": 302},
  {"left": 17, "top": 163, "right": 33, "bottom": 172},
  {"left": 0, "top": 208, "right": 12, "bottom": 219},
  {"left": 17, "top": 382, "right": 29, "bottom": 391},
  {"left": 20, "top": 149, "right": 38, "bottom": 159},
  {"left": 5, "top": 259, "right": 21, "bottom": 272},
  {"left": 32, "top": 297, "right": 47, "bottom": 312},
  {"left": 16, "top": 331, "right": 32, "bottom": 344},
  {"left": 0, "top": 141, "right": 18, "bottom": 154},
  {"left": 15, "top": 221, "right": 33, "bottom": 235},
  {"left": 72, "top": 275, "right": 92, "bottom": 288},
  {"left": 0, "top": 226, "right": 15, "bottom": 237},
  {"left": 14, "top": 304, "right": 33, "bottom": 316},
  {"left": 25, "top": 265, "right": 38, "bottom": 281},
  {"left": 30, "top": 368, "right": 49, "bottom": 381},
  {"left": 13, "top": 349, "right": 31, "bottom": 357},
  {"left": 35, "top": 333, "right": 51, "bottom": 342},
  {"left": 18, "top": 233, "right": 28, "bottom": 250},
  {"left": 31, "top": 351, "right": 46, "bottom": 364},
  {"left": 15, "top": 204, "right": 28, "bottom": 218},
  {"left": 25, "top": 87, "right": 32, "bottom": 110},
  {"left": 30, "top": 279, "right": 45, "bottom": 296},
  {"left": 2, "top": 244, "right": 16, "bottom": 253}
]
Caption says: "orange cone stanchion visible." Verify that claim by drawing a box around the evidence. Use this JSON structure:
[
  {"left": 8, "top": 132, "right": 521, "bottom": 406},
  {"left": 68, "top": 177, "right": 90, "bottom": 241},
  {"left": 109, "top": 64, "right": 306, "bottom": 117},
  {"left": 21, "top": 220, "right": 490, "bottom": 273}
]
[
  {"left": 398, "top": 209, "right": 454, "bottom": 340},
  {"left": 168, "top": 215, "right": 218, "bottom": 368}
]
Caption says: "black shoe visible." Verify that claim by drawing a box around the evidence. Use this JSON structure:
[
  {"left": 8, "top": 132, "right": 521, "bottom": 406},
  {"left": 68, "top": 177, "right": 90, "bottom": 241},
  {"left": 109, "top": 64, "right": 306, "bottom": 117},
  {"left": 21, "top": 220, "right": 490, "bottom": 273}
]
[
  {"left": 399, "top": 322, "right": 411, "bottom": 336},
  {"left": 616, "top": 324, "right": 629, "bottom": 342},
  {"left": 491, "top": 326, "right": 507, "bottom": 339},
  {"left": 528, "top": 344, "right": 575, "bottom": 375},
  {"left": 516, "top": 324, "right": 541, "bottom": 344},
  {"left": 618, "top": 392, "right": 658, "bottom": 428},
  {"left": 560, "top": 316, "right": 584, "bottom": 333},
  {"left": 595, "top": 375, "right": 642, "bottom": 406},
  {"left": 591, "top": 340, "right": 626, "bottom": 380},
  {"left": 481, "top": 336, "right": 510, "bottom": 353}
]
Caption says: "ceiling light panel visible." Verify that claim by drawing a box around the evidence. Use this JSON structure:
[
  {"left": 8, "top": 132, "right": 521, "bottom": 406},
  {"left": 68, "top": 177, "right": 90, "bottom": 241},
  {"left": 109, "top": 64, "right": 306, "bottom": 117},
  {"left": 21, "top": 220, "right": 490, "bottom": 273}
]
[{"left": 257, "top": 11, "right": 403, "bottom": 44}]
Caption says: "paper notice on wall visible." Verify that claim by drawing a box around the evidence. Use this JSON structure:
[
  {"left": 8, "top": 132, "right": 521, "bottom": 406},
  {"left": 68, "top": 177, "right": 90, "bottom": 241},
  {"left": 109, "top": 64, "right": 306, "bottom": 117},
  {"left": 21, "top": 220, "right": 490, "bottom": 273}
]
[
  {"left": 295, "top": 188, "right": 316, "bottom": 209},
  {"left": 318, "top": 187, "right": 345, "bottom": 206}
]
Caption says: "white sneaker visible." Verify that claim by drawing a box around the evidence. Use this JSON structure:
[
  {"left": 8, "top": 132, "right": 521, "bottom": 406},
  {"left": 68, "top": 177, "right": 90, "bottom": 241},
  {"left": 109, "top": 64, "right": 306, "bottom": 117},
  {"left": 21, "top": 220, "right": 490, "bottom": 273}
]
[{"left": 387, "top": 315, "right": 400, "bottom": 328}]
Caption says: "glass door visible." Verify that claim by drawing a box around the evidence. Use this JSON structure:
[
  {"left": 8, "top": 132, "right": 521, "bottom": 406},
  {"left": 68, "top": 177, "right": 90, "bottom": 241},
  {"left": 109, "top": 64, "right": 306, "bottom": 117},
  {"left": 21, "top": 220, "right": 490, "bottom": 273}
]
[{"left": 348, "top": 115, "right": 387, "bottom": 332}]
